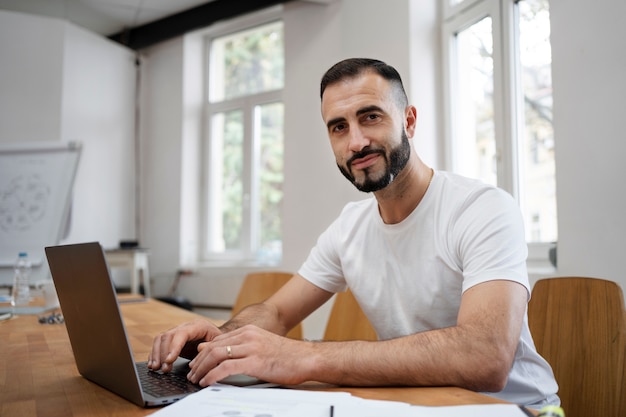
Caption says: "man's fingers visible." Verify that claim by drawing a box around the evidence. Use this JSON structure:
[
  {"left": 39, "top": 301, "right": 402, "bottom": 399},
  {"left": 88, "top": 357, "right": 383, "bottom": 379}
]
[
  {"left": 148, "top": 332, "right": 165, "bottom": 369},
  {"left": 159, "top": 332, "right": 191, "bottom": 370},
  {"left": 149, "top": 320, "right": 220, "bottom": 372},
  {"left": 147, "top": 330, "right": 183, "bottom": 371}
]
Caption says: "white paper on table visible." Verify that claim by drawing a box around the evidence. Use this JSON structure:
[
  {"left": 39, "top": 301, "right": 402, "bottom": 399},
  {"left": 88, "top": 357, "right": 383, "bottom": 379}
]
[
  {"left": 148, "top": 384, "right": 531, "bottom": 417},
  {"left": 332, "top": 402, "right": 531, "bottom": 417},
  {"left": 148, "top": 384, "right": 355, "bottom": 417}
]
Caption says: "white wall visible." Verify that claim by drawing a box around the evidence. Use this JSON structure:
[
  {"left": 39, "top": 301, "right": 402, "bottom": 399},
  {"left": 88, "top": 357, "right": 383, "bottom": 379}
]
[
  {"left": 138, "top": 36, "right": 186, "bottom": 293},
  {"left": 60, "top": 23, "right": 137, "bottom": 248},
  {"left": 0, "top": 10, "right": 136, "bottom": 255},
  {"left": 549, "top": 0, "right": 626, "bottom": 290},
  {"left": 408, "top": 0, "right": 441, "bottom": 168}
]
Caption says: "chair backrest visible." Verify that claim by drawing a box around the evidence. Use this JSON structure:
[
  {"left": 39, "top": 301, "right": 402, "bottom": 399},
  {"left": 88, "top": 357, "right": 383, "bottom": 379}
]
[
  {"left": 528, "top": 277, "right": 626, "bottom": 417},
  {"left": 324, "top": 289, "right": 377, "bottom": 341},
  {"left": 232, "top": 271, "right": 302, "bottom": 340}
]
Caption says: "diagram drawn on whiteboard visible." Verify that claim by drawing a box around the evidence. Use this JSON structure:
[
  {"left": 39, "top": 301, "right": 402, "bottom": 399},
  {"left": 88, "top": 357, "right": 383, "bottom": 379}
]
[{"left": 0, "top": 174, "right": 50, "bottom": 232}]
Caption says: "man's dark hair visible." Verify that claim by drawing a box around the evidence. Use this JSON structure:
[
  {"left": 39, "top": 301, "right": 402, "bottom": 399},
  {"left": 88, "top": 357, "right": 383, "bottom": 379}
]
[{"left": 320, "top": 58, "right": 408, "bottom": 108}]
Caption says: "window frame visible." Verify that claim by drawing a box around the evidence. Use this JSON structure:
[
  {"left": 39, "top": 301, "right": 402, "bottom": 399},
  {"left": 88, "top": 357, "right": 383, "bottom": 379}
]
[
  {"left": 199, "top": 9, "right": 284, "bottom": 265},
  {"left": 442, "top": 0, "right": 518, "bottom": 195},
  {"left": 441, "top": 0, "right": 556, "bottom": 271},
  {"left": 443, "top": 0, "right": 486, "bottom": 20}
]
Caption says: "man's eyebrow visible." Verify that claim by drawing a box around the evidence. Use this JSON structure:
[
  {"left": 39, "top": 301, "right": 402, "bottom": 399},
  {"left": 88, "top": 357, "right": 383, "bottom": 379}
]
[
  {"left": 326, "top": 105, "right": 386, "bottom": 130},
  {"left": 356, "top": 105, "right": 385, "bottom": 117},
  {"left": 326, "top": 116, "right": 346, "bottom": 130}
]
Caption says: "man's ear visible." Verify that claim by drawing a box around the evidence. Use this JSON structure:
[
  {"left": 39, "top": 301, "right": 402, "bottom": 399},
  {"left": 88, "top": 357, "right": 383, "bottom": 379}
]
[{"left": 404, "top": 105, "right": 418, "bottom": 138}]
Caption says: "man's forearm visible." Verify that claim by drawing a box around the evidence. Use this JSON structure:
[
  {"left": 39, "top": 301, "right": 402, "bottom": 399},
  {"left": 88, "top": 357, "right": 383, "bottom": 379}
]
[{"left": 304, "top": 325, "right": 512, "bottom": 392}]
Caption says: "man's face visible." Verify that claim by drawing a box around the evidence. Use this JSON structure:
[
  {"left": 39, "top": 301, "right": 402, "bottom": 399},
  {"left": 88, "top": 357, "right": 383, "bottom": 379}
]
[{"left": 321, "top": 72, "right": 411, "bottom": 193}]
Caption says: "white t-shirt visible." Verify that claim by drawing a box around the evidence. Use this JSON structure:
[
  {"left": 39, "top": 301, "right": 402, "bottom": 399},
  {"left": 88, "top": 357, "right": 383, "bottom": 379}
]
[{"left": 298, "top": 171, "right": 559, "bottom": 407}]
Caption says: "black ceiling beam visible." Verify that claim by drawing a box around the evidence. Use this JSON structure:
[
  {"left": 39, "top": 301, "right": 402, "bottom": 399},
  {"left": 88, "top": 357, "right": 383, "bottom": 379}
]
[{"left": 109, "top": 0, "right": 296, "bottom": 50}]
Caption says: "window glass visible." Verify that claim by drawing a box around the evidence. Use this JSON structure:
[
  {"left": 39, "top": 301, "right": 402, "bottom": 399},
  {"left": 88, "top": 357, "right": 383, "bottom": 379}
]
[
  {"left": 455, "top": 16, "right": 497, "bottom": 186},
  {"left": 210, "top": 21, "right": 284, "bottom": 102},
  {"left": 443, "top": 0, "right": 557, "bottom": 247},
  {"left": 517, "top": 0, "right": 556, "bottom": 242},
  {"left": 208, "top": 110, "right": 244, "bottom": 253},
  {"left": 256, "top": 102, "right": 284, "bottom": 263}
]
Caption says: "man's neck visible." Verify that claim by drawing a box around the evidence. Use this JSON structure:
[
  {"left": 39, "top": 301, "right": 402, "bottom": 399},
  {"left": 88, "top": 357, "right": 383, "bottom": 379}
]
[{"left": 375, "top": 156, "right": 433, "bottom": 224}]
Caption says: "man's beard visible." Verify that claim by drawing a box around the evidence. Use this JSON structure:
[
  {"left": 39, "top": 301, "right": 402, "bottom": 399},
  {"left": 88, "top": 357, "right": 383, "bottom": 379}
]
[{"left": 337, "top": 130, "right": 411, "bottom": 193}]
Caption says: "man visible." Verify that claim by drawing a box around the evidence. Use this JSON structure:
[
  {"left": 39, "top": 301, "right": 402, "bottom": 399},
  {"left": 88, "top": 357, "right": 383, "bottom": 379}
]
[{"left": 149, "top": 58, "right": 559, "bottom": 408}]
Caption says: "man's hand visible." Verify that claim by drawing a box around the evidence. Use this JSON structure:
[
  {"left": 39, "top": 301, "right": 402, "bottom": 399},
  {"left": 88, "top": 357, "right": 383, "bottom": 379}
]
[
  {"left": 147, "top": 275, "right": 331, "bottom": 382},
  {"left": 148, "top": 319, "right": 222, "bottom": 373},
  {"left": 186, "top": 324, "right": 312, "bottom": 387}
]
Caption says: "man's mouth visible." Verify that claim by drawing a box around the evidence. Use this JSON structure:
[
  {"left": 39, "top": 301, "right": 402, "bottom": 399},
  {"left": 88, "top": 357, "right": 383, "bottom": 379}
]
[{"left": 349, "top": 151, "right": 383, "bottom": 171}]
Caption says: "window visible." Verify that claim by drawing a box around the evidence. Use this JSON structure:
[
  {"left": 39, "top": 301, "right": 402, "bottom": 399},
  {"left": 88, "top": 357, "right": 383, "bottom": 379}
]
[
  {"left": 516, "top": 0, "right": 556, "bottom": 244},
  {"left": 443, "top": 0, "right": 556, "bottom": 257},
  {"left": 203, "top": 19, "right": 284, "bottom": 265}
]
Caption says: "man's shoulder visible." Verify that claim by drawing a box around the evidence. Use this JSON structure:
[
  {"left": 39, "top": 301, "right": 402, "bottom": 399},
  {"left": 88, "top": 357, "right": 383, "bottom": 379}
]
[
  {"left": 435, "top": 171, "right": 513, "bottom": 203},
  {"left": 437, "top": 170, "right": 493, "bottom": 190},
  {"left": 340, "top": 196, "right": 376, "bottom": 215},
  {"left": 325, "top": 197, "right": 377, "bottom": 232}
]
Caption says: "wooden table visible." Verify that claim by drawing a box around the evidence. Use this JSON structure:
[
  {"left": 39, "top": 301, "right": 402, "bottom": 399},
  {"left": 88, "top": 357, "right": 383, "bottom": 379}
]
[{"left": 0, "top": 297, "right": 507, "bottom": 417}]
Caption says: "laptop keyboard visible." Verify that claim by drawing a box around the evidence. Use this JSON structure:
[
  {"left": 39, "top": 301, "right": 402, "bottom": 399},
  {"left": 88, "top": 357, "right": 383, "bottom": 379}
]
[{"left": 136, "top": 362, "right": 201, "bottom": 397}]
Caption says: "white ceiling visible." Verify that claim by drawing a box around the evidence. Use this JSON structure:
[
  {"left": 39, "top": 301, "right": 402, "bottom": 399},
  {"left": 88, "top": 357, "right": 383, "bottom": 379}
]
[{"left": 0, "top": 0, "right": 213, "bottom": 36}]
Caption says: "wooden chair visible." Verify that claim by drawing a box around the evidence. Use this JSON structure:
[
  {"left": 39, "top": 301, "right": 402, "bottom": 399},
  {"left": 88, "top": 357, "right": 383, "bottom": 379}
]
[
  {"left": 528, "top": 277, "right": 626, "bottom": 417},
  {"left": 232, "top": 271, "right": 302, "bottom": 339},
  {"left": 324, "top": 289, "right": 378, "bottom": 341}
]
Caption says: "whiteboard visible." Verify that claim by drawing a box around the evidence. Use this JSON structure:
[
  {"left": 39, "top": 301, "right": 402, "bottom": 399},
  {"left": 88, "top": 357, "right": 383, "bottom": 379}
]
[{"left": 0, "top": 141, "right": 81, "bottom": 285}]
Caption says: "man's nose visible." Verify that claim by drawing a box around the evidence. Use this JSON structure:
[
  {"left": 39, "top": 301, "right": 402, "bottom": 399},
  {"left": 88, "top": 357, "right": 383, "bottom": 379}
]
[{"left": 348, "top": 126, "right": 370, "bottom": 152}]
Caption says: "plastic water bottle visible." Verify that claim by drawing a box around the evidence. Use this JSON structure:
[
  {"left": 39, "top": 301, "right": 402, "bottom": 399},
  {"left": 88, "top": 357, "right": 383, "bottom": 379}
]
[{"left": 11, "top": 252, "right": 32, "bottom": 307}]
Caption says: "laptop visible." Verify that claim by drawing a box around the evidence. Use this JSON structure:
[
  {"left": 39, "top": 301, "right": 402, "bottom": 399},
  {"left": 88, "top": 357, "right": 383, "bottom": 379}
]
[{"left": 45, "top": 241, "right": 269, "bottom": 407}]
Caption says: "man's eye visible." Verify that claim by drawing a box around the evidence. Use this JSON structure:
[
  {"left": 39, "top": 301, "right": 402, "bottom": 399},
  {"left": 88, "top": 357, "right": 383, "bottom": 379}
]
[{"left": 333, "top": 124, "right": 346, "bottom": 132}]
